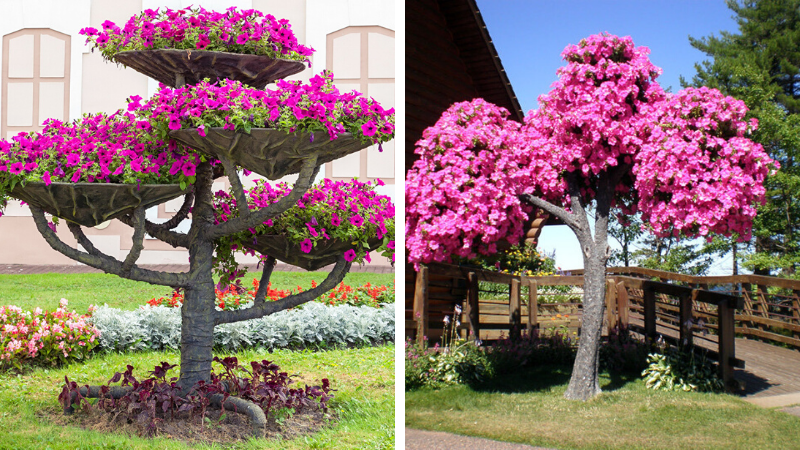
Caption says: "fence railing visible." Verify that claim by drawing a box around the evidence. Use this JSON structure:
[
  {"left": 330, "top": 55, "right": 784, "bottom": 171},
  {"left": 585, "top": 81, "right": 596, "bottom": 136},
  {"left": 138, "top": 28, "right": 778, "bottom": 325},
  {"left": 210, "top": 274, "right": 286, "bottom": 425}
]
[{"left": 405, "top": 263, "right": 785, "bottom": 389}]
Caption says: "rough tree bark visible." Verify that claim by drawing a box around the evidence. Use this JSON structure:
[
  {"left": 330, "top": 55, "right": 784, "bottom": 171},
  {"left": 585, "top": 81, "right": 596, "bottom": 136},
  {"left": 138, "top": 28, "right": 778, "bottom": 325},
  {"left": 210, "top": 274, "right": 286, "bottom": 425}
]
[{"left": 523, "top": 168, "right": 623, "bottom": 401}]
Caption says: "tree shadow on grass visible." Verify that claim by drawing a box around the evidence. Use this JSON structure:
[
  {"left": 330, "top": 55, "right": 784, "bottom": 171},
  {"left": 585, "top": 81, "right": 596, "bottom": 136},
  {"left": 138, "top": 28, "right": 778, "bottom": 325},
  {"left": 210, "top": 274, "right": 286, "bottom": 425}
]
[
  {"left": 470, "top": 365, "right": 642, "bottom": 394},
  {"left": 469, "top": 364, "right": 573, "bottom": 394}
]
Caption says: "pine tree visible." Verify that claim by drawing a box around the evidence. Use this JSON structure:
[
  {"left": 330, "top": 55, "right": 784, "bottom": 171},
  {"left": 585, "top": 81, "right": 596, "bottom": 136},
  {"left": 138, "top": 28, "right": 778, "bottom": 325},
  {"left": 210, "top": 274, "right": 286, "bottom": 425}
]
[{"left": 685, "top": 0, "right": 800, "bottom": 276}]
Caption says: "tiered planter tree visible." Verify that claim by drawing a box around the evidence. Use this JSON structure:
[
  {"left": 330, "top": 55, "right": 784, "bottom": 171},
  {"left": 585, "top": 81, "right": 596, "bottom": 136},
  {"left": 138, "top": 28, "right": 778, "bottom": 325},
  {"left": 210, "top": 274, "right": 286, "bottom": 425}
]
[
  {"left": 406, "top": 33, "right": 775, "bottom": 400},
  {"left": 0, "top": 7, "right": 394, "bottom": 433}
]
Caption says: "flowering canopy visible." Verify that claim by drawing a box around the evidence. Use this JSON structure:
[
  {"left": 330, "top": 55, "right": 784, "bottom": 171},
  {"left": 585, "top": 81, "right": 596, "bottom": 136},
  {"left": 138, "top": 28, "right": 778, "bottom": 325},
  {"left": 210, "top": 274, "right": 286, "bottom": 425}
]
[
  {"left": 135, "top": 71, "right": 395, "bottom": 145},
  {"left": 405, "top": 99, "right": 532, "bottom": 266},
  {"left": 80, "top": 6, "right": 313, "bottom": 65},
  {"left": 214, "top": 178, "right": 395, "bottom": 281},
  {"left": 406, "top": 33, "right": 777, "bottom": 266},
  {"left": 0, "top": 111, "right": 196, "bottom": 217}
]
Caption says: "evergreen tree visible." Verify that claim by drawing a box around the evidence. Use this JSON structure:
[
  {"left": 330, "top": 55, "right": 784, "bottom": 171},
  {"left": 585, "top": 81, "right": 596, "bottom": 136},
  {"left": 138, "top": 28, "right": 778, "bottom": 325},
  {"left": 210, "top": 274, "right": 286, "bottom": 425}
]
[{"left": 685, "top": 0, "right": 800, "bottom": 276}]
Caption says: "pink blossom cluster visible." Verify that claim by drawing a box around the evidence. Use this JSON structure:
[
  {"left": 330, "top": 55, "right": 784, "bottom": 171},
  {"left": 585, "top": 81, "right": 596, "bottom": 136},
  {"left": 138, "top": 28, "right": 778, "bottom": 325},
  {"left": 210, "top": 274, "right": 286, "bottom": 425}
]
[
  {"left": 405, "top": 99, "right": 533, "bottom": 266},
  {"left": 635, "top": 86, "right": 776, "bottom": 240},
  {"left": 405, "top": 33, "right": 777, "bottom": 266},
  {"left": 135, "top": 71, "right": 395, "bottom": 145},
  {"left": 0, "top": 299, "right": 99, "bottom": 369},
  {"left": 522, "top": 33, "right": 666, "bottom": 207},
  {"left": 0, "top": 111, "right": 197, "bottom": 217},
  {"left": 214, "top": 177, "right": 395, "bottom": 267},
  {"left": 80, "top": 6, "right": 313, "bottom": 65}
]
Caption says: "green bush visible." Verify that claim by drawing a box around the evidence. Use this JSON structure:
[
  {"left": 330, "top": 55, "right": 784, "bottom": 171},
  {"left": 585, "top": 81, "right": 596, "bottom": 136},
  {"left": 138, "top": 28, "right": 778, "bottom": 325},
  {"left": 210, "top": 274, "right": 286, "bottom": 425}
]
[
  {"left": 642, "top": 349, "right": 725, "bottom": 392},
  {"left": 405, "top": 338, "right": 492, "bottom": 390}
]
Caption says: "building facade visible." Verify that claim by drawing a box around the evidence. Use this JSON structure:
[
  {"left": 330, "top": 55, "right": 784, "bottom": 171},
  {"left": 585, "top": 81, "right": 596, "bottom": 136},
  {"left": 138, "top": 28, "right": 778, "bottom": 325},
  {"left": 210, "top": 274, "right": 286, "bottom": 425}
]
[{"left": 0, "top": 0, "right": 395, "bottom": 267}]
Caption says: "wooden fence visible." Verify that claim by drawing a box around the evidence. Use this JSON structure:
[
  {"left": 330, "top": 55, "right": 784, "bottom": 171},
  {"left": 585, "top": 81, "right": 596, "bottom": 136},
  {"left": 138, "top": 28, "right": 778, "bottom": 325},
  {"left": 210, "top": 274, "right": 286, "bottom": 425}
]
[{"left": 405, "top": 263, "right": 797, "bottom": 389}]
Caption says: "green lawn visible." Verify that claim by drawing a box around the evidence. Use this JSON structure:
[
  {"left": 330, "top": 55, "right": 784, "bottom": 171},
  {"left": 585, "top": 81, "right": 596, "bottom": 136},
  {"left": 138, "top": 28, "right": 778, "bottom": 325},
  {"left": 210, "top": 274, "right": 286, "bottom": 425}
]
[
  {"left": 0, "top": 345, "right": 394, "bottom": 449},
  {"left": 406, "top": 365, "right": 800, "bottom": 450},
  {"left": 0, "top": 270, "right": 394, "bottom": 313},
  {"left": 0, "top": 270, "right": 396, "bottom": 449}
]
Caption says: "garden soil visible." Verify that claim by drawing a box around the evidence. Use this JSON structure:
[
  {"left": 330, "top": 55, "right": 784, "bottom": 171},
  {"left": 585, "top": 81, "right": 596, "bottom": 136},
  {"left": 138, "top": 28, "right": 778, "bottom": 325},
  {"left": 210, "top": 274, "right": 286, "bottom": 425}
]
[{"left": 42, "top": 405, "right": 332, "bottom": 445}]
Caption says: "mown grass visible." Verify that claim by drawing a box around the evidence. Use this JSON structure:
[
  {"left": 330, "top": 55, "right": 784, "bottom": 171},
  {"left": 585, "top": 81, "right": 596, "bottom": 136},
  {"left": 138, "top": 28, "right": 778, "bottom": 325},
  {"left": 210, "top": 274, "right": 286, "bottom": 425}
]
[
  {"left": 0, "top": 271, "right": 395, "bottom": 449},
  {"left": 0, "top": 345, "right": 394, "bottom": 449},
  {"left": 405, "top": 365, "right": 800, "bottom": 450},
  {"left": 0, "top": 271, "right": 393, "bottom": 313}
]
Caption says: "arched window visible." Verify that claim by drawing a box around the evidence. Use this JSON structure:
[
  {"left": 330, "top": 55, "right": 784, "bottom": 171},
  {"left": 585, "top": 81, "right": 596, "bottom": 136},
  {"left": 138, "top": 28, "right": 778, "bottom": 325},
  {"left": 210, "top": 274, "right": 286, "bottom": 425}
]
[
  {"left": 2, "top": 28, "right": 70, "bottom": 139},
  {"left": 325, "top": 26, "right": 395, "bottom": 184}
]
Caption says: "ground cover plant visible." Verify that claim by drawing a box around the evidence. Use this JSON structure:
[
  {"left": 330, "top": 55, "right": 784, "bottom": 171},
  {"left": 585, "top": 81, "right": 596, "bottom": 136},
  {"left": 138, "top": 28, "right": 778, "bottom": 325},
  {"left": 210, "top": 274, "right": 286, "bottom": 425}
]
[
  {"left": 405, "top": 364, "right": 800, "bottom": 450},
  {"left": 406, "top": 32, "right": 777, "bottom": 400}
]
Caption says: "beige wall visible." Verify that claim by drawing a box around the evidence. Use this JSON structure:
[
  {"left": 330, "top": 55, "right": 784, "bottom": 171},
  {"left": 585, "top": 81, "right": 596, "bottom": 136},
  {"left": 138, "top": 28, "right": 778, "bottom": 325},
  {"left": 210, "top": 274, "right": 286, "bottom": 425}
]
[{"left": 0, "top": 0, "right": 395, "bottom": 266}]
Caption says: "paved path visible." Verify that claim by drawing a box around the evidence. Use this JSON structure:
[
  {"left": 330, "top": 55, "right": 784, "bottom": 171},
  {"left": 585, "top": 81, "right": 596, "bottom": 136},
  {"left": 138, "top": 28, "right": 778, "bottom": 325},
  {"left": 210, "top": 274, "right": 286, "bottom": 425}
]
[
  {"left": 405, "top": 428, "right": 556, "bottom": 450},
  {"left": 0, "top": 263, "right": 393, "bottom": 275}
]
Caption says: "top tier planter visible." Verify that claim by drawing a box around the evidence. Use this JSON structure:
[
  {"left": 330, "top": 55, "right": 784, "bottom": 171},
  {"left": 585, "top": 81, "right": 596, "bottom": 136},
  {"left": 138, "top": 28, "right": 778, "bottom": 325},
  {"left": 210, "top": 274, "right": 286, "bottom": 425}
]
[{"left": 113, "top": 49, "right": 305, "bottom": 89}]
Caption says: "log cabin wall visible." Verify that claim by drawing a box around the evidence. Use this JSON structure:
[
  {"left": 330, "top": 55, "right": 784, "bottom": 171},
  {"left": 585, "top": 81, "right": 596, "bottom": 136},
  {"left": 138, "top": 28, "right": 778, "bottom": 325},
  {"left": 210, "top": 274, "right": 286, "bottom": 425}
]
[{"left": 405, "top": 0, "right": 525, "bottom": 340}]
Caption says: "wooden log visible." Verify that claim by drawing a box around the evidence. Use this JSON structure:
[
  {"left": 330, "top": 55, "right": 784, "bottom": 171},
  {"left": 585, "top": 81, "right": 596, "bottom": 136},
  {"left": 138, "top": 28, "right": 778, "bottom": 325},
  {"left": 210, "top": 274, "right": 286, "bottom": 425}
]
[
  {"left": 718, "top": 299, "right": 736, "bottom": 390},
  {"left": 606, "top": 278, "right": 617, "bottom": 335},
  {"left": 510, "top": 278, "right": 521, "bottom": 340},
  {"left": 617, "top": 281, "right": 629, "bottom": 329},
  {"left": 466, "top": 272, "right": 481, "bottom": 341},
  {"left": 528, "top": 280, "right": 539, "bottom": 335},
  {"left": 680, "top": 291, "right": 695, "bottom": 349},
  {"left": 644, "top": 282, "right": 657, "bottom": 342},
  {"left": 413, "top": 265, "right": 430, "bottom": 346}
]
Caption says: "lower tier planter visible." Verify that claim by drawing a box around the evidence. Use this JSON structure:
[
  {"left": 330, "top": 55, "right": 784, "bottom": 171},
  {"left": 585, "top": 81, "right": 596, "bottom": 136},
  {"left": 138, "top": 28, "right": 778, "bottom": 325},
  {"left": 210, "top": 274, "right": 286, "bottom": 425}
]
[
  {"left": 10, "top": 181, "right": 188, "bottom": 227},
  {"left": 169, "top": 128, "right": 371, "bottom": 180},
  {"left": 113, "top": 49, "right": 305, "bottom": 89},
  {"left": 245, "top": 235, "right": 382, "bottom": 271}
]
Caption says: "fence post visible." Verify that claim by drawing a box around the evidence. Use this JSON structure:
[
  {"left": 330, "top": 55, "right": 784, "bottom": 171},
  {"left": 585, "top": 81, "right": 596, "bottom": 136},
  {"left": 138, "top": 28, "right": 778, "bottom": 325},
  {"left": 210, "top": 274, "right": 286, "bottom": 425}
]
[
  {"left": 510, "top": 278, "right": 521, "bottom": 340},
  {"left": 680, "top": 291, "right": 695, "bottom": 349},
  {"left": 718, "top": 298, "right": 736, "bottom": 390},
  {"left": 466, "top": 271, "right": 481, "bottom": 342},
  {"left": 616, "top": 281, "right": 629, "bottom": 329},
  {"left": 606, "top": 278, "right": 617, "bottom": 336},
  {"left": 756, "top": 284, "right": 769, "bottom": 332},
  {"left": 792, "top": 290, "right": 800, "bottom": 341},
  {"left": 527, "top": 280, "right": 539, "bottom": 335},
  {"left": 413, "top": 265, "right": 429, "bottom": 346},
  {"left": 643, "top": 282, "right": 657, "bottom": 342}
]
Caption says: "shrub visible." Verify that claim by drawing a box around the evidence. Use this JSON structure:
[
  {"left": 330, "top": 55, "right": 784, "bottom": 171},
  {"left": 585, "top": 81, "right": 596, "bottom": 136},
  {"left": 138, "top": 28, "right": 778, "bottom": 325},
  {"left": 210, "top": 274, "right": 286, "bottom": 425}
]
[
  {"left": 487, "top": 329, "right": 576, "bottom": 373},
  {"left": 642, "top": 349, "right": 725, "bottom": 392},
  {"left": 404, "top": 338, "right": 492, "bottom": 390},
  {"left": 91, "top": 302, "right": 394, "bottom": 353},
  {"left": 59, "top": 357, "right": 332, "bottom": 437},
  {"left": 0, "top": 299, "right": 100, "bottom": 370},
  {"left": 600, "top": 326, "right": 652, "bottom": 374}
]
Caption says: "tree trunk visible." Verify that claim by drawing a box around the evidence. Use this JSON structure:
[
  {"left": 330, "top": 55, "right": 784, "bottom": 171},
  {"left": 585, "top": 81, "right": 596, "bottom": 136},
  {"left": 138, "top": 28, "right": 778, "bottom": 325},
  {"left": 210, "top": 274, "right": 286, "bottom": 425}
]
[
  {"left": 564, "top": 242, "right": 607, "bottom": 400},
  {"left": 178, "top": 161, "right": 217, "bottom": 393},
  {"left": 178, "top": 239, "right": 216, "bottom": 393}
]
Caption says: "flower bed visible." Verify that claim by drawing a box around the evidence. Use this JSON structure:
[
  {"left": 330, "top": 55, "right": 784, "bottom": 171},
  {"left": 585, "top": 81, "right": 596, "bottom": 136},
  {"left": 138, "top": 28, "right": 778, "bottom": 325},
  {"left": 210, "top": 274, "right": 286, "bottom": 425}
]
[
  {"left": 145, "top": 279, "right": 395, "bottom": 310},
  {"left": 0, "top": 300, "right": 100, "bottom": 370},
  {"left": 214, "top": 178, "right": 395, "bottom": 282},
  {"left": 0, "top": 111, "right": 196, "bottom": 217},
  {"left": 80, "top": 6, "right": 313, "bottom": 65},
  {"left": 136, "top": 72, "right": 394, "bottom": 147}
]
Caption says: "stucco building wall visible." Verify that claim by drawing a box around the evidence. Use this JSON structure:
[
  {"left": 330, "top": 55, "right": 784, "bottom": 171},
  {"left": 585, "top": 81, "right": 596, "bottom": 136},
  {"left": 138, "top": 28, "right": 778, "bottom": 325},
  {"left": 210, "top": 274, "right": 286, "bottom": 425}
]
[{"left": 0, "top": 0, "right": 395, "bottom": 267}]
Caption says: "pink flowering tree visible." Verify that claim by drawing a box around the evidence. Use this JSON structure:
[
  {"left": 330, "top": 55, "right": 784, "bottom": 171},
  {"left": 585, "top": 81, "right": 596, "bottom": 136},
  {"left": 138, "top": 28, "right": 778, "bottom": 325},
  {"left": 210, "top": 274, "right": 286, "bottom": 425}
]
[
  {"left": 0, "top": 7, "right": 394, "bottom": 414},
  {"left": 406, "top": 33, "right": 775, "bottom": 401}
]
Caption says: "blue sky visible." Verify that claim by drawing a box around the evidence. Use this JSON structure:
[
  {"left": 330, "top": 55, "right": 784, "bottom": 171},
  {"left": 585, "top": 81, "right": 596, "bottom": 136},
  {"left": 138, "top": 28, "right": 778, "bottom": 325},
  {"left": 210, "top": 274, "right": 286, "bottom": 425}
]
[{"left": 475, "top": 0, "right": 740, "bottom": 272}]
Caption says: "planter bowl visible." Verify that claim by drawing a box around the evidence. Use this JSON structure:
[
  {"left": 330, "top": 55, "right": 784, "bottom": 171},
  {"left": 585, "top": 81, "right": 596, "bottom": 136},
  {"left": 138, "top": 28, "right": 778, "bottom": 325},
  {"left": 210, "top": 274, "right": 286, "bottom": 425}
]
[
  {"left": 113, "top": 49, "right": 305, "bottom": 89},
  {"left": 10, "top": 182, "right": 188, "bottom": 227},
  {"left": 170, "top": 128, "right": 371, "bottom": 180},
  {"left": 244, "top": 234, "right": 382, "bottom": 271}
]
